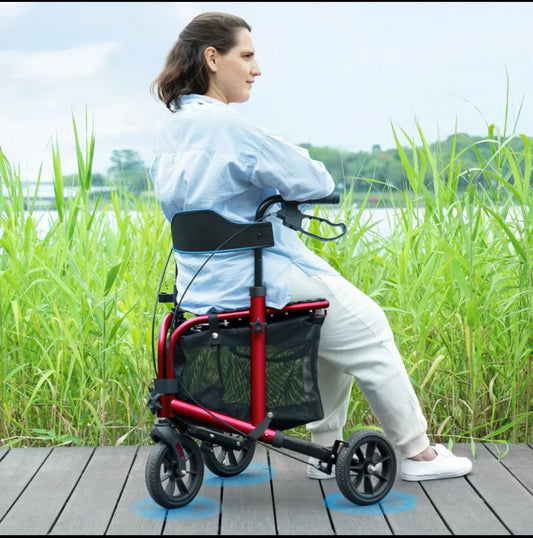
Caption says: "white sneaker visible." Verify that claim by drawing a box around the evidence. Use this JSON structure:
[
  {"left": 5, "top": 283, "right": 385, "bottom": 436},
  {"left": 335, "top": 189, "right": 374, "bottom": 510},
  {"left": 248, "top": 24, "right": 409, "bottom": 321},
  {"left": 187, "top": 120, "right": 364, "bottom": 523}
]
[
  {"left": 307, "top": 457, "right": 336, "bottom": 480},
  {"left": 401, "top": 443, "right": 472, "bottom": 481}
]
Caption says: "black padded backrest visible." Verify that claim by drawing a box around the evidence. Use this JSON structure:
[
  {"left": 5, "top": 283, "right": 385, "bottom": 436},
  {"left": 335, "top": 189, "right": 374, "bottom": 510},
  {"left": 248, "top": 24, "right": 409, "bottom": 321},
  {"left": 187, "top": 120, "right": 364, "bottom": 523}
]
[{"left": 171, "top": 210, "right": 274, "bottom": 253}]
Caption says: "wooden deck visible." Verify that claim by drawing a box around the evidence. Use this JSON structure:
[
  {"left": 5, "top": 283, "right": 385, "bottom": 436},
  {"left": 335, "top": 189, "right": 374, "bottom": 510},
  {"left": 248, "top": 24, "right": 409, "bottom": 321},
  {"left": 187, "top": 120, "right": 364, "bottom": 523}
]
[{"left": 1, "top": 442, "right": 532, "bottom": 535}]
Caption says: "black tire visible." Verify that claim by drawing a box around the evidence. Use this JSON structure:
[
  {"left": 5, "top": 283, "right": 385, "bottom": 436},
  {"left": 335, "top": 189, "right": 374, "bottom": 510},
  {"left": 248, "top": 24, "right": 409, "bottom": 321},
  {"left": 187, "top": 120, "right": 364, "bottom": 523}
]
[
  {"left": 336, "top": 430, "right": 396, "bottom": 505},
  {"left": 201, "top": 433, "right": 256, "bottom": 477},
  {"left": 145, "top": 436, "right": 204, "bottom": 509}
]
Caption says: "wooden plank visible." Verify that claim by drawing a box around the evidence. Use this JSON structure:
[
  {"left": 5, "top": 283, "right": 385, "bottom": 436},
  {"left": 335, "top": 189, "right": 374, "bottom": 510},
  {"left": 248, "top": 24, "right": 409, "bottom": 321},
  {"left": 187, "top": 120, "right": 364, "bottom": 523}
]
[
  {"left": 485, "top": 442, "right": 533, "bottom": 493},
  {"left": 161, "top": 477, "right": 222, "bottom": 536},
  {"left": 385, "top": 476, "right": 451, "bottom": 535},
  {"left": 417, "top": 443, "right": 515, "bottom": 535},
  {"left": 269, "top": 446, "right": 334, "bottom": 535},
  {"left": 216, "top": 444, "right": 276, "bottom": 535},
  {"left": 0, "top": 447, "right": 52, "bottom": 529},
  {"left": 419, "top": 473, "right": 508, "bottom": 534},
  {"left": 320, "top": 477, "right": 392, "bottom": 535},
  {"left": 1, "top": 442, "right": 533, "bottom": 535},
  {"left": 0, "top": 446, "right": 93, "bottom": 535},
  {"left": 455, "top": 442, "right": 533, "bottom": 535},
  {"left": 50, "top": 445, "right": 138, "bottom": 535},
  {"left": 106, "top": 446, "right": 165, "bottom": 535}
]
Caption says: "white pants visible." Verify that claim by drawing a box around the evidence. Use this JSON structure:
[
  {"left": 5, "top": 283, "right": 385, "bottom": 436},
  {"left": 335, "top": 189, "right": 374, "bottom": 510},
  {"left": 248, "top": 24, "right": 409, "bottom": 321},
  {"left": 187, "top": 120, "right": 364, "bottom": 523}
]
[{"left": 290, "top": 265, "right": 430, "bottom": 458}]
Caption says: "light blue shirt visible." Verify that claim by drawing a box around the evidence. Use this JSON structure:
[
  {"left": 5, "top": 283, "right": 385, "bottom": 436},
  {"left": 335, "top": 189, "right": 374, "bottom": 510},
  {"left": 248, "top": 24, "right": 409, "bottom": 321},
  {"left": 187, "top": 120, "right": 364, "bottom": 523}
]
[{"left": 149, "top": 94, "right": 338, "bottom": 313}]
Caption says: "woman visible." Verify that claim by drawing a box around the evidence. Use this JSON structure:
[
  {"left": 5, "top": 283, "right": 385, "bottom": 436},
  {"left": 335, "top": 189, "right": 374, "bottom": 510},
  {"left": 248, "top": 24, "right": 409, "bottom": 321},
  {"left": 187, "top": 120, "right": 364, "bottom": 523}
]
[{"left": 149, "top": 11, "right": 472, "bottom": 481}]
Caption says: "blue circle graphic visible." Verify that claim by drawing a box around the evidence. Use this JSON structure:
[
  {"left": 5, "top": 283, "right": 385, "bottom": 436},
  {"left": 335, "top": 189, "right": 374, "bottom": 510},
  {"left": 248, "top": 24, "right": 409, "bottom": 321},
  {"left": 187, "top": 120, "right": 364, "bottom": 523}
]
[
  {"left": 204, "top": 461, "right": 275, "bottom": 486},
  {"left": 325, "top": 490, "right": 418, "bottom": 515},
  {"left": 130, "top": 496, "right": 220, "bottom": 521}
]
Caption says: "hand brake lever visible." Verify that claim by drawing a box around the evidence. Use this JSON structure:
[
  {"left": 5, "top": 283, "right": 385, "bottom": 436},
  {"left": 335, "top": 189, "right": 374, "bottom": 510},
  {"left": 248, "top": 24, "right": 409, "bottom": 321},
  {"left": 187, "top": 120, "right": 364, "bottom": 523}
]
[{"left": 276, "top": 201, "right": 347, "bottom": 242}]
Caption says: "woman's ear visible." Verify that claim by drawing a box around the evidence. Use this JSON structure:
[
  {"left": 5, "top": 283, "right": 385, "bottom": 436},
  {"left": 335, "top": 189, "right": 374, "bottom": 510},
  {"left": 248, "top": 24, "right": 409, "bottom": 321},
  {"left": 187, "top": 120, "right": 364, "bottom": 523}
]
[{"left": 204, "top": 46, "right": 217, "bottom": 73}]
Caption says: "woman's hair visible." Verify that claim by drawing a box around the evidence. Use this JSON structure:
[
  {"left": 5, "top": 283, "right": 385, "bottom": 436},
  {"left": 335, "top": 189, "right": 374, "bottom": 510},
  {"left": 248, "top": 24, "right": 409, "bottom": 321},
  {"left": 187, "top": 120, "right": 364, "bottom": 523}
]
[{"left": 151, "top": 12, "right": 251, "bottom": 111}]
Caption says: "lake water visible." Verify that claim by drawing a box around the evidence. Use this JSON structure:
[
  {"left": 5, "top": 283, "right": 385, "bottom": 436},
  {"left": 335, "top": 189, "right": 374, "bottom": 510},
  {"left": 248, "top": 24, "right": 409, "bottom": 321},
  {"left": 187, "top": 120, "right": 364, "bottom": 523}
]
[{"left": 30, "top": 207, "right": 399, "bottom": 240}]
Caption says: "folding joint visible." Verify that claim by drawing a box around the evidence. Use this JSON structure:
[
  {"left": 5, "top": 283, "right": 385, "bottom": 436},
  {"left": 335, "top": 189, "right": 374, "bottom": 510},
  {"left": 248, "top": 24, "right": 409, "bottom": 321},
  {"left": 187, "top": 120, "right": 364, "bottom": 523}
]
[{"left": 251, "top": 317, "right": 266, "bottom": 333}]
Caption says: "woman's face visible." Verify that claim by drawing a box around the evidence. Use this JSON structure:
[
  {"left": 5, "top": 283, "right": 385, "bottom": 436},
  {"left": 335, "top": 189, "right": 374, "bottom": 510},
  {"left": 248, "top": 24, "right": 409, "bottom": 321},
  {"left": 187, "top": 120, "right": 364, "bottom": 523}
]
[{"left": 204, "top": 27, "right": 261, "bottom": 104}]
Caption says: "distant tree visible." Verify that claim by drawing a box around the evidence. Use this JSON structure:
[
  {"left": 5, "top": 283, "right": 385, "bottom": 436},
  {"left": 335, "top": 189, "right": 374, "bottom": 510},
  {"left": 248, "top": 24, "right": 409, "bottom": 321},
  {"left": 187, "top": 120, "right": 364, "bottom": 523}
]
[
  {"left": 101, "top": 131, "right": 533, "bottom": 198},
  {"left": 300, "top": 133, "right": 533, "bottom": 195},
  {"left": 107, "top": 149, "right": 150, "bottom": 192}
]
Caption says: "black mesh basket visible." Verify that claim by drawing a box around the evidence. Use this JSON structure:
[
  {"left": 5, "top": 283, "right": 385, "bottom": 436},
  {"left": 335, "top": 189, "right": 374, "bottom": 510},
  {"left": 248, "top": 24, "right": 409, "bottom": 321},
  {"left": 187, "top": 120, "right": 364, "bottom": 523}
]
[{"left": 173, "top": 309, "right": 325, "bottom": 430}]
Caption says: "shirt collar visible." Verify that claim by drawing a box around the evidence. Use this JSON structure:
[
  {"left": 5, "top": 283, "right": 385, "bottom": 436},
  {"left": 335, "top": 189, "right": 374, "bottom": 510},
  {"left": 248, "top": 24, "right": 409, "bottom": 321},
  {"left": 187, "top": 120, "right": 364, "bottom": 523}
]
[{"left": 179, "top": 94, "right": 222, "bottom": 107}]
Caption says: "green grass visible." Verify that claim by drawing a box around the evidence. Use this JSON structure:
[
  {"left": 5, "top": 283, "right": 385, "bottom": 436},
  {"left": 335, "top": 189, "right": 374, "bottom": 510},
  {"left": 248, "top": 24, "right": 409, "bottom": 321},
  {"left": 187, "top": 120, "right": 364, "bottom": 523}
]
[
  {"left": 1, "top": 115, "right": 531, "bottom": 449},
  {"left": 299, "top": 121, "right": 532, "bottom": 446}
]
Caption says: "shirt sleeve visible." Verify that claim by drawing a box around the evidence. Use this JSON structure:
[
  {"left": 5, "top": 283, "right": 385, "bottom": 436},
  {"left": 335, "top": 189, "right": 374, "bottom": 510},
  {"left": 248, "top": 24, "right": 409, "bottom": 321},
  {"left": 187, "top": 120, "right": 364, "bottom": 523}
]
[{"left": 250, "top": 130, "right": 336, "bottom": 200}]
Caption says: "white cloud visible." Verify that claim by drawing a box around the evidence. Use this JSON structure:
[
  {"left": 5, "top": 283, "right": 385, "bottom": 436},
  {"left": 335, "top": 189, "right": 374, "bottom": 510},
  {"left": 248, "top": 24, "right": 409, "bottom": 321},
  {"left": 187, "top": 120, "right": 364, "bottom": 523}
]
[
  {"left": 169, "top": 1, "right": 204, "bottom": 24},
  {"left": 0, "top": 42, "right": 122, "bottom": 80},
  {"left": 0, "top": 2, "right": 34, "bottom": 23},
  {"left": 2, "top": 2, "right": 533, "bottom": 182}
]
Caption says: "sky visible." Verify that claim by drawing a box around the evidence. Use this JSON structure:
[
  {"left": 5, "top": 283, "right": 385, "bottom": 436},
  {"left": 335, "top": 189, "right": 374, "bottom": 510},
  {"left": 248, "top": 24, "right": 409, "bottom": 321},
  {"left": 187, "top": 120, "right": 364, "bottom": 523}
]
[{"left": 1, "top": 1, "right": 532, "bottom": 181}]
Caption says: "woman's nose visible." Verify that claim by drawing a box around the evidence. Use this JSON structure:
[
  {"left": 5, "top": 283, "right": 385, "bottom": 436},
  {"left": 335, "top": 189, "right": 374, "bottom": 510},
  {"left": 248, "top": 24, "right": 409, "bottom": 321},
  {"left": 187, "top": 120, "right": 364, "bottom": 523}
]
[{"left": 252, "top": 61, "right": 262, "bottom": 76}]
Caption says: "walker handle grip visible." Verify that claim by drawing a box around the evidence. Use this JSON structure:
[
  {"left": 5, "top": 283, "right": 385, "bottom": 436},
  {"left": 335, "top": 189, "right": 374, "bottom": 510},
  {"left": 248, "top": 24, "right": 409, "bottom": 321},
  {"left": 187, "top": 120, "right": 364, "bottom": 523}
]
[
  {"left": 301, "top": 193, "right": 340, "bottom": 205},
  {"left": 255, "top": 193, "right": 340, "bottom": 221}
]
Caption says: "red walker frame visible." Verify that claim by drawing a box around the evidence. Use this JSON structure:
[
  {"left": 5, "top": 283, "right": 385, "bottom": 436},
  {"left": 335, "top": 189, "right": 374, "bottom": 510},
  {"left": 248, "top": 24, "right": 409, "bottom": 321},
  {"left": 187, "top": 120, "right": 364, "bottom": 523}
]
[{"left": 145, "top": 194, "right": 397, "bottom": 509}]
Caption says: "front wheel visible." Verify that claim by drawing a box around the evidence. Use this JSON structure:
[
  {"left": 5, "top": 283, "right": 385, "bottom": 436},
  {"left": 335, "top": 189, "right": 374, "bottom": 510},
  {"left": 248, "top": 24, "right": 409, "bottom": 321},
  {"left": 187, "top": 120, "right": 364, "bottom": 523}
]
[
  {"left": 145, "top": 435, "right": 204, "bottom": 509},
  {"left": 336, "top": 430, "right": 396, "bottom": 505}
]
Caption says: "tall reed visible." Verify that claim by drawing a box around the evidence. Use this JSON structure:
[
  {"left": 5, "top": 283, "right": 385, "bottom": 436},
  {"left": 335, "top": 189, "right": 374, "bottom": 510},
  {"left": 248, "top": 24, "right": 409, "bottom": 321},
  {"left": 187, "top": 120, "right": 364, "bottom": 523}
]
[
  {"left": 307, "top": 120, "right": 532, "bottom": 446},
  {"left": 1, "top": 113, "right": 531, "bottom": 448},
  {"left": 1, "top": 118, "right": 170, "bottom": 446}
]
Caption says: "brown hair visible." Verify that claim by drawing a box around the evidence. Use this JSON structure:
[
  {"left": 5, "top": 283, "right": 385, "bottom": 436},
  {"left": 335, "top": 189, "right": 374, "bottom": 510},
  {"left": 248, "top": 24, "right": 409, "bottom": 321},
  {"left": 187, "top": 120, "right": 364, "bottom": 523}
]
[{"left": 151, "top": 12, "right": 251, "bottom": 111}]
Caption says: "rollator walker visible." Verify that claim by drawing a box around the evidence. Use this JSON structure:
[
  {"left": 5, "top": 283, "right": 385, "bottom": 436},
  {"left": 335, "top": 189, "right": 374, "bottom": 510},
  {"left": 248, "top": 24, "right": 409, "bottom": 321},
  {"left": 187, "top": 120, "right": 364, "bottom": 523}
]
[{"left": 145, "top": 193, "right": 397, "bottom": 509}]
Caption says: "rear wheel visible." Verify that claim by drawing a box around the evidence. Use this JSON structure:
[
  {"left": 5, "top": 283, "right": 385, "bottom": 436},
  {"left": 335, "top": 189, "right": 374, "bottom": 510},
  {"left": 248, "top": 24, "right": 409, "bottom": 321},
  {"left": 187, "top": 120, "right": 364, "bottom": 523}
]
[
  {"left": 201, "top": 433, "right": 256, "bottom": 477},
  {"left": 145, "top": 435, "right": 204, "bottom": 509},
  {"left": 336, "top": 430, "right": 396, "bottom": 505}
]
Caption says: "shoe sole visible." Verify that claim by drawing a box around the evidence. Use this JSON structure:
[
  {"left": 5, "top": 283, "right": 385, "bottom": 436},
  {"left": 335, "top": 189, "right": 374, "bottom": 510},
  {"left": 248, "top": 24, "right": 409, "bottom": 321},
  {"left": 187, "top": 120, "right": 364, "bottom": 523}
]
[{"left": 401, "top": 469, "right": 471, "bottom": 481}]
